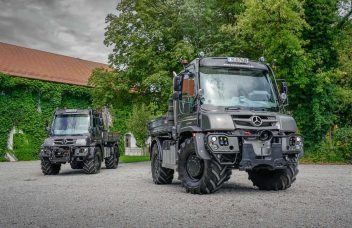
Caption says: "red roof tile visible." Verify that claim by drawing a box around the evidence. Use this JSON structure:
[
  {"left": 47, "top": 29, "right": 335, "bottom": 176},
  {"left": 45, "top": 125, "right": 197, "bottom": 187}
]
[{"left": 0, "top": 42, "right": 109, "bottom": 86}]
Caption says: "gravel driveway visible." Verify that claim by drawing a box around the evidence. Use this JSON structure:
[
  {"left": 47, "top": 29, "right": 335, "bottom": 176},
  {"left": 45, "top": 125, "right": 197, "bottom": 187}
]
[{"left": 0, "top": 161, "right": 351, "bottom": 227}]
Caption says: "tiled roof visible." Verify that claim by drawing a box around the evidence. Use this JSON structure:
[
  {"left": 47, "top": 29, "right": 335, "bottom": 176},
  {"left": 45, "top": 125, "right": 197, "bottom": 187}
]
[{"left": 0, "top": 42, "right": 109, "bottom": 86}]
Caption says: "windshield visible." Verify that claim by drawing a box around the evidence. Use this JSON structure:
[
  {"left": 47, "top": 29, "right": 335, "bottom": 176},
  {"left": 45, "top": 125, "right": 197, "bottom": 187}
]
[
  {"left": 52, "top": 114, "right": 90, "bottom": 135},
  {"left": 199, "top": 67, "right": 278, "bottom": 110}
]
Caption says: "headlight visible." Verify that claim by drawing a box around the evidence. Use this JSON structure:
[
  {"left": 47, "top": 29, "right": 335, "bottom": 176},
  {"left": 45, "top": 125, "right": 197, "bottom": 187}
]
[
  {"left": 40, "top": 148, "right": 51, "bottom": 155},
  {"left": 76, "top": 138, "right": 87, "bottom": 146},
  {"left": 75, "top": 148, "right": 88, "bottom": 155},
  {"left": 288, "top": 136, "right": 303, "bottom": 150}
]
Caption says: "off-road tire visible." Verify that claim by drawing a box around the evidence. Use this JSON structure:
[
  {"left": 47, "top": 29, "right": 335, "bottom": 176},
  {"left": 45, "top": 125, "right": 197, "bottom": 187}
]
[
  {"left": 178, "top": 138, "right": 231, "bottom": 194},
  {"left": 247, "top": 163, "right": 299, "bottom": 190},
  {"left": 105, "top": 146, "right": 119, "bottom": 169},
  {"left": 70, "top": 162, "right": 83, "bottom": 169},
  {"left": 151, "top": 142, "right": 174, "bottom": 184},
  {"left": 224, "top": 168, "right": 233, "bottom": 182},
  {"left": 83, "top": 148, "right": 102, "bottom": 174},
  {"left": 41, "top": 158, "right": 61, "bottom": 175}
]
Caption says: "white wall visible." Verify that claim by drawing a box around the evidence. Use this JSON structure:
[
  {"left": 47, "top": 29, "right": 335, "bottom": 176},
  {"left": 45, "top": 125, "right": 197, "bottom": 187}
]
[
  {"left": 124, "top": 132, "right": 149, "bottom": 156},
  {"left": 125, "top": 132, "right": 137, "bottom": 148}
]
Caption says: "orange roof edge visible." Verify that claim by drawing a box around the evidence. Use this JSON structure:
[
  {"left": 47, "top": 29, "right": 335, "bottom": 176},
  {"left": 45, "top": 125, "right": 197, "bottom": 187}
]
[{"left": 0, "top": 42, "right": 110, "bottom": 86}]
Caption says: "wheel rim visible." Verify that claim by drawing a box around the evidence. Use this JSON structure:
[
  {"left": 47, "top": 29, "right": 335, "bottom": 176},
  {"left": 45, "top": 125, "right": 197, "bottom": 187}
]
[{"left": 186, "top": 154, "right": 204, "bottom": 180}]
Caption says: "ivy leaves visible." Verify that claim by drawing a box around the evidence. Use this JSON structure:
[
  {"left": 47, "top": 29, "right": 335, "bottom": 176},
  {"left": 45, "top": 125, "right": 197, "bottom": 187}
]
[{"left": 0, "top": 73, "right": 91, "bottom": 160}]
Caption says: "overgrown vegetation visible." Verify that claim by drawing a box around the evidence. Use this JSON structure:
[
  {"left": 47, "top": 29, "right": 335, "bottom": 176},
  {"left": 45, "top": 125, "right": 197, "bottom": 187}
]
[
  {"left": 89, "top": 0, "right": 352, "bottom": 163},
  {"left": 126, "top": 104, "right": 152, "bottom": 148},
  {"left": 0, "top": 73, "right": 91, "bottom": 160}
]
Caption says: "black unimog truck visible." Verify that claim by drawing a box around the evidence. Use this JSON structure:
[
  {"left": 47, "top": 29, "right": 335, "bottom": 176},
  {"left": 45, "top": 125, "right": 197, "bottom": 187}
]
[
  {"left": 39, "top": 108, "right": 119, "bottom": 175},
  {"left": 148, "top": 57, "right": 304, "bottom": 194}
]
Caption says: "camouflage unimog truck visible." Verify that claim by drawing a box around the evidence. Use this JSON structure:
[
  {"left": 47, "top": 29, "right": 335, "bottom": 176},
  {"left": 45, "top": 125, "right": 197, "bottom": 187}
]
[
  {"left": 39, "top": 108, "right": 119, "bottom": 175},
  {"left": 148, "top": 57, "right": 304, "bottom": 194}
]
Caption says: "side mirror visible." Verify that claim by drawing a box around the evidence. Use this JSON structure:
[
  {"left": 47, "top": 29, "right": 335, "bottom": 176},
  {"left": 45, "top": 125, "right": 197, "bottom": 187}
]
[
  {"left": 281, "top": 81, "right": 288, "bottom": 94},
  {"left": 280, "top": 93, "right": 287, "bottom": 102},
  {"left": 45, "top": 127, "right": 51, "bottom": 134},
  {"left": 173, "top": 91, "right": 182, "bottom": 100},
  {"left": 280, "top": 81, "right": 288, "bottom": 105},
  {"left": 45, "top": 121, "right": 51, "bottom": 133},
  {"left": 173, "top": 75, "right": 182, "bottom": 92}
]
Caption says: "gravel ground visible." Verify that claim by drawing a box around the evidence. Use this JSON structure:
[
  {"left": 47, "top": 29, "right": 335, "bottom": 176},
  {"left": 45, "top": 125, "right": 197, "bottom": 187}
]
[{"left": 0, "top": 161, "right": 351, "bottom": 228}]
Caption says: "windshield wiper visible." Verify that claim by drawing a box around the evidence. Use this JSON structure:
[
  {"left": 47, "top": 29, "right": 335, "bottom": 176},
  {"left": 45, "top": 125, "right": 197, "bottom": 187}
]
[{"left": 225, "top": 106, "right": 241, "bottom": 111}]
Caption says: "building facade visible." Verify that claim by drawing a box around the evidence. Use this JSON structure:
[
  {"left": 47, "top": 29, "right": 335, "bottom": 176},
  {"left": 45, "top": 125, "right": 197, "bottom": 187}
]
[{"left": 0, "top": 42, "right": 108, "bottom": 161}]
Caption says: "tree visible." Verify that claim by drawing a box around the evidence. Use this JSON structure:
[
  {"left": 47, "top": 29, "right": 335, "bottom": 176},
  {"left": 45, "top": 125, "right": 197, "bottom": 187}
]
[
  {"left": 335, "top": 12, "right": 352, "bottom": 127},
  {"left": 234, "top": 0, "right": 309, "bottom": 78},
  {"left": 89, "top": 0, "right": 352, "bottom": 160},
  {"left": 298, "top": 0, "right": 351, "bottom": 145},
  {"left": 303, "top": 0, "right": 339, "bottom": 70},
  {"left": 126, "top": 104, "right": 152, "bottom": 148},
  {"left": 103, "top": 0, "right": 245, "bottom": 112}
]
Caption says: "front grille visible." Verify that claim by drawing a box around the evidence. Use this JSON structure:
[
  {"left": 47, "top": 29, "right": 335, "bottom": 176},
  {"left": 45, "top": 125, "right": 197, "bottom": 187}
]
[
  {"left": 53, "top": 139, "right": 76, "bottom": 145},
  {"left": 232, "top": 115, "right": 277, "bottom": 128}
]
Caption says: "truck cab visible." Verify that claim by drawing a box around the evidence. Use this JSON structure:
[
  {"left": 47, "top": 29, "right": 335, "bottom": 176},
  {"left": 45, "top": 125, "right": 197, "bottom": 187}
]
[{"left": 148, "top": 57, "right": 303, "bottom": 194}]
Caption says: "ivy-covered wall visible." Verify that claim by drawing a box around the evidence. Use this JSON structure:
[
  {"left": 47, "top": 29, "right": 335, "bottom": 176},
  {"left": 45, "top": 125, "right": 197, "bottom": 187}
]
[{"left": 0, "top": 73, "right": 92, "bottom": 161}]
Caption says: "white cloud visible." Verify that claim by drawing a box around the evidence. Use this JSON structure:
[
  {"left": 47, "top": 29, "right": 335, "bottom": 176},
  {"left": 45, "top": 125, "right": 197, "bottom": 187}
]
[{"left": 0, "top": 0, "right": 119, "bottom": 63}]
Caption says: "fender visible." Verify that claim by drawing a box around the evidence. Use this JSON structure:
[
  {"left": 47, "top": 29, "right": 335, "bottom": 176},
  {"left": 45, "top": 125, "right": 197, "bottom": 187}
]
[
  {"left": 193, "top": 133, "right": 211, "bottom": 160},
  {"left": 180, "top": 126, "right": 203, "bottom": 134},
  {"left": 88, "top": 143, "right": 103, "bottom": 159}
]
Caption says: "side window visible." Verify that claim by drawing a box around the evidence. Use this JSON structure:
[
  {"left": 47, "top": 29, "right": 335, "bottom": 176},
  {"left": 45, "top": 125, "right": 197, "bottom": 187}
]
[
  {"left": 180, "top": 73, "right": 195, "bottom": 113},
  {"left": 96, "top": 116, "right": 103, "bottom": 129},
  {"left": 93, "top": 114, "right": 100, "bottom": 129}
]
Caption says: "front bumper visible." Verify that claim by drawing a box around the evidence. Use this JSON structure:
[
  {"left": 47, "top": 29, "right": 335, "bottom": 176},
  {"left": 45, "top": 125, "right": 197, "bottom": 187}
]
[
  {"left": 39, "top": 146, "right": 94, "bottom": 163},
  {"left": 205, "top": 133, "right": 303, "bottom": 170},
  {"left": 240, "top": 143, "right": 286, "bottom": 170}
]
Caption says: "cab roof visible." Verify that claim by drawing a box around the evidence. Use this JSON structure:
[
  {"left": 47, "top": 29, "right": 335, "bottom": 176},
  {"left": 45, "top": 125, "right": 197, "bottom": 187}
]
[
  {"left": 54, "top": 109, "right": 91, "bottom": 115},
  {"left": 199, "top": 57, "right": 268, "bottom": 71}
]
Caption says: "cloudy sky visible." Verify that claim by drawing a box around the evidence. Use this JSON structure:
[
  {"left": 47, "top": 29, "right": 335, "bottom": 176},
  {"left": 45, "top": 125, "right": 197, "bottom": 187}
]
[{"left": 0, "top": 0, "right": 119, "bottom": 63}]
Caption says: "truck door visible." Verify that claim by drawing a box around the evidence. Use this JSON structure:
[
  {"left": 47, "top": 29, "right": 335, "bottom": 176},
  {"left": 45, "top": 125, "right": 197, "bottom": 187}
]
[
  {"left": 178, "top": 71, "right": 198, "bottom": 128},
  {"left": 92, "top": 113, "right": 102, "bottom": 143}
]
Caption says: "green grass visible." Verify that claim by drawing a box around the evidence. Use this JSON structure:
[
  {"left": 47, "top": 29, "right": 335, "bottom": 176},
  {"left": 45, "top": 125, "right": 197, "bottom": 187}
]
[{"left": 120, "top": 155, "right": 150, "bottom": 163}]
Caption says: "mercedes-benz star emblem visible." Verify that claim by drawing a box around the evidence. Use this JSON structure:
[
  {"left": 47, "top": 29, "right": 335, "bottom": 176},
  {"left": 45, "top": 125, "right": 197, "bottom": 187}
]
[{"left": 251, "top": 116, "right": 262, "bottom": 127}]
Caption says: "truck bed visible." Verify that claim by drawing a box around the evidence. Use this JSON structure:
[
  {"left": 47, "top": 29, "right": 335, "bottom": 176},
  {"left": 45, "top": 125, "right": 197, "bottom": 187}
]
[
  {"left": 103, "top": 131, "right": 120, "bottom": 144},
  {"left": 148, "top": 99, "right": 174, "bottom": 137},
  {"left": 148, "top": 116, "right": 173, "bottom": 137}
]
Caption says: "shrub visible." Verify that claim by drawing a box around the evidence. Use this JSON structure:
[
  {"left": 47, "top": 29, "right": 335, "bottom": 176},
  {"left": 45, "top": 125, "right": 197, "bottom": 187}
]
[{"left": 333, "top": 127, "right": 352, "bottom": 162}]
